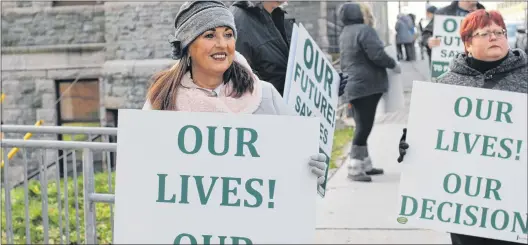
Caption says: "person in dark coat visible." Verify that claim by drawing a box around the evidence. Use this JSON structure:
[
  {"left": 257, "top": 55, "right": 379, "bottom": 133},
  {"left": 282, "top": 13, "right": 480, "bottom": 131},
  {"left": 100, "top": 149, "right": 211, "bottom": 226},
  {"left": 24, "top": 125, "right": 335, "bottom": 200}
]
[
  {"left": 421, "top": 1, "right": 485, "bottom": 56},
  {"left": 398, "top": 10, "right": 527, "bottom": 245},
  {"left": 420, "top": 5, "right": 438, "bottom": 63},
  {"left": 338, "top": 2, "right": 401, "bottom": 182},
  {"left": 229, "top": 1, "right": 348, "bottom": 96}
]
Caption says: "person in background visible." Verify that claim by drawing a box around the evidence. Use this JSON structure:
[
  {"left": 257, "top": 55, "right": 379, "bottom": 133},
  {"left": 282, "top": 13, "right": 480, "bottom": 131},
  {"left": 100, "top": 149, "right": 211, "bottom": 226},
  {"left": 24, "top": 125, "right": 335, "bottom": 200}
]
[
  {"left": 420, "top": 5, "right": 437, "bottom": 63},
  {"left": 395, "top": 13, "right": 415, "bottom": 61},
  {"left": 398, "top": 9, "right": 527, "bottom": 245},
  {"left": 421, "top": 1, "right": 485, "bottom": 53},
  {"left": 229, "top": 1, "right": 348, "bottom": 96},
  {"left": 338, "top": 2, "right": 402, "bottom": 182},
  {"left": 143, "top": 0, "right": 328, "bottom": 187},
  {"left": 408, "top": 13, "right": 418, "bottom": 61}
]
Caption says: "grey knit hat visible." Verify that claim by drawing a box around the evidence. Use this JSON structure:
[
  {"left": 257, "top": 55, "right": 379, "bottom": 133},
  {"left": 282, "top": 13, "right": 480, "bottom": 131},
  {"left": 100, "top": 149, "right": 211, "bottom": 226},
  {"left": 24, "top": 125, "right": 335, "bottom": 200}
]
[{"left": 169, "top": 0, "right": 237, "bottom": 59}]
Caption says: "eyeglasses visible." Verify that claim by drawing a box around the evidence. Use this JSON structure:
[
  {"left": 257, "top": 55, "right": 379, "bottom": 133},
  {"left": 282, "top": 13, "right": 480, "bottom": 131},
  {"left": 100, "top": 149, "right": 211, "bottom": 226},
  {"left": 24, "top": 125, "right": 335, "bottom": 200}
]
[{"left": 472, "top": 29, "right": 507, "bottom": 39}]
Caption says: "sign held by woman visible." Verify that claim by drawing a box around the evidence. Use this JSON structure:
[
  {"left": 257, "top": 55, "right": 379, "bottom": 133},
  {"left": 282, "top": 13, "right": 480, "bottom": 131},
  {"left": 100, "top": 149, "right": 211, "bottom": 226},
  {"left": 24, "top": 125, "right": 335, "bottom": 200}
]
[
  {"left": 114, "top": 109, "right": 320, "bottom": 244},
  {"left": 283, "top": 23, "right": 340, "bottom": 197},
  {"left": 397, "top": 81, "right": 527, "bottom": 243}
]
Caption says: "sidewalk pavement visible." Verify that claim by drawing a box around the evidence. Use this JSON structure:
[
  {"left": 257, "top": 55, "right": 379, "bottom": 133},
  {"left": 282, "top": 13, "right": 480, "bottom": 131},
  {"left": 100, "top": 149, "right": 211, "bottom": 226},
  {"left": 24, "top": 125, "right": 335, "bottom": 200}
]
[{"left": 316, "top": 53, "right": 451, "bottom": 243}]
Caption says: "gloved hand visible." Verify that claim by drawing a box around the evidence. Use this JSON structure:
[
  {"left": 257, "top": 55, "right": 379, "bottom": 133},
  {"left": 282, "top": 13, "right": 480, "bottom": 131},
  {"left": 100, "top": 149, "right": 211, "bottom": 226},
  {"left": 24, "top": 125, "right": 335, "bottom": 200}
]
[
  {"left": 392, "top": 62, "right": 402, "bottom": 74},
  {"left": 308, "top": 153, "right": 327, "bottom": 185},
  {"left": 338, "top": 72, "right": 348, "bottom": 96},
  {"left": 397, "top": 128, "right": 409, "bottom": 163}
]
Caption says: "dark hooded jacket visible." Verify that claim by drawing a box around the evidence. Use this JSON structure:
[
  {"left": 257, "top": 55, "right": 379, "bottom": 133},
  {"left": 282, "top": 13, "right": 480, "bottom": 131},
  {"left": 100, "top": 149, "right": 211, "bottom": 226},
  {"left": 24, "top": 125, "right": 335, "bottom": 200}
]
[
  {"left": 338, "top": 3, "right": 397, "bottom": 101},
  {"left": 229, "top": 1, "right": 295, "bottom": 95},
  {"left": 437, "top": 49, "right": 527, "bottom": 93}
]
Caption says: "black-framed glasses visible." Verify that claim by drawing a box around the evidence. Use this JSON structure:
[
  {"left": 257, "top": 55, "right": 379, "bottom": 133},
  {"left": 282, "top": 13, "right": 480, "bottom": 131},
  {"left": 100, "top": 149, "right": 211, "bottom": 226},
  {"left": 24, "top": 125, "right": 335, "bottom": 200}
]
[{"left": 472, "top": 29, "right": 507, "bottom": 39}]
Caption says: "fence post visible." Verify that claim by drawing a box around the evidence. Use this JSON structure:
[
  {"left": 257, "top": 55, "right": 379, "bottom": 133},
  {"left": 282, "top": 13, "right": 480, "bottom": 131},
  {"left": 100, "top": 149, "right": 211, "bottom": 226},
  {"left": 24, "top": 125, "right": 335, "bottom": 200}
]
[{"left": 83, "top": 148, "right": 97, "bottom": 244}]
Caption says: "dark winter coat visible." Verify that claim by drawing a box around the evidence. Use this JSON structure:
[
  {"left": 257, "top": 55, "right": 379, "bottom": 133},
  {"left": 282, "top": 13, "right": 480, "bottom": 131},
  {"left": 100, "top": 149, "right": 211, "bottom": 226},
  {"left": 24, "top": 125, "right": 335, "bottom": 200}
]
[
  {"left": 338, "top": 2, "right": 397, "bottom": 101},
  {"left": 229, "top": 1, "right": 295, "bottom": 95},
  {"left": 438, "top": 49, "right": 527, "bottom": 93}
]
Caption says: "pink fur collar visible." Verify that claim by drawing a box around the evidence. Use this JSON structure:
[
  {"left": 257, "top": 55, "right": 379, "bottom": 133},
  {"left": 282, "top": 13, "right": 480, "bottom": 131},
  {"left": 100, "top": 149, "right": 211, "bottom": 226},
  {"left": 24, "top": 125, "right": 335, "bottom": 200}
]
[{"left": 174, "top": 72, "right": 263, "bottom": 114}]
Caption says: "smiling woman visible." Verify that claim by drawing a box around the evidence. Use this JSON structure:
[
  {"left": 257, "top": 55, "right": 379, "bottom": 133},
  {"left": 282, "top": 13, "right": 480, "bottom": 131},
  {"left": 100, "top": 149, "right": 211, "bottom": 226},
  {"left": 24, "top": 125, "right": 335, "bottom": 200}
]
[{"left": 140, "top": 0, "right": 329, "bottom": 203}]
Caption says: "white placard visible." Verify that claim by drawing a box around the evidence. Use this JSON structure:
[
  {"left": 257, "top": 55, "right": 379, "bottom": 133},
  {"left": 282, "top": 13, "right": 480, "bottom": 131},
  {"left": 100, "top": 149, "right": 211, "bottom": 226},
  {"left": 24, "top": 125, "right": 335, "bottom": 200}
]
[
  {"left": 114, "top": 109, "right": 320, "bottom": 244},
  {"left": 397, "top": 81, "right": 528, "bottom": 243},
  {"left": 283, "top": 23, "right": 340, "bottom": 197},
  {"left": 431, "top": 15, "right": 465, "bottom": 79}
]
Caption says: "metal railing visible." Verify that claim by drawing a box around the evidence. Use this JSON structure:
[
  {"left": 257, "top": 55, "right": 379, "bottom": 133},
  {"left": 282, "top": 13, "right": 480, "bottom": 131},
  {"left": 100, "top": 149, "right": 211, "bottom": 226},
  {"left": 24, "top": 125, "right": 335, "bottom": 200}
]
[{"left": 1, "top": 125, "right": 117, "bottom": 244}]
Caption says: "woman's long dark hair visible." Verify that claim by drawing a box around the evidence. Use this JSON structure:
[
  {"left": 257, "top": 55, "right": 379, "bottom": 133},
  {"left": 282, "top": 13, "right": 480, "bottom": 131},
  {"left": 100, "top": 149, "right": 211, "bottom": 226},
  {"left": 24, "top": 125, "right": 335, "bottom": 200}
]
[{"left": 146, "top": 53, "right": 255, "bottom": 110}]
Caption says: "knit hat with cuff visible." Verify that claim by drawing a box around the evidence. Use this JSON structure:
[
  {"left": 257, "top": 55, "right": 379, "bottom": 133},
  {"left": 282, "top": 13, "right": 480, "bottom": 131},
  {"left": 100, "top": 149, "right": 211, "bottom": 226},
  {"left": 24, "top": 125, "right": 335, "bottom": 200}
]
[{"left": 169, "top": 0, "right": 237, "bottom": 59}]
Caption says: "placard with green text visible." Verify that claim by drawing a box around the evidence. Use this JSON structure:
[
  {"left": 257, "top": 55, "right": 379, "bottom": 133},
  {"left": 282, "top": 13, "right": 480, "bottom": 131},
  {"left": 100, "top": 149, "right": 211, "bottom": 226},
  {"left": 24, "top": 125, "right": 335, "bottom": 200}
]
[
  {"left": 431, "top": 15, "right": 465, "bottom": 80},
  {"left": 397, "top": 81, "right": 527, "bottom": 243},
  {"left": 283, "top": 23, "right": 340, "bottom": 198},
  {"left": 113, "top": 109, "right": 320, "bottom": 244}
]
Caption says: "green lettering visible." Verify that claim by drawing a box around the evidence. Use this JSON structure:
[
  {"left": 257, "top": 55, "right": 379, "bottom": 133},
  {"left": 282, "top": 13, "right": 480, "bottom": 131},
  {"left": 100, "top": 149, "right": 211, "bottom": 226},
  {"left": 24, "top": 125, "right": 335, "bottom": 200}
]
[
  {"left": 194, "top": 176, "right": 219, "bottom": 205},
  {"left": 324, "top": 63, "right": 334, "bottom": 98},
  {"left": 235, "top": 128, "right": 260, "bottom": 157},
  {"left": 491, "top": 209, "right": 509, "bottom": 231},
  {"left": 435, "top": 129, "right": 450, "bottom": 151},
  {"left": 420, "top": 198, "right": 436, "bottom": 220},
  {"left": 498, "top": 138, "right": 514, "bottom": 159},
  {"left": 232, "top": 236, "right": 253, "bottom": 245},
  {"left": 156, "top": 174, "right": 176, "bottom": 203},
  {"left": 481, "top": 135, "right": 497, "bottom": 157},
  {"left": 244, "top": 178, "right": 263, "bottom": 208},
  {"left": 464, "top": 205, "right": 479, "bottom": 226},
  {"left": 443, "top": 173, "right": 461, "bottom": 194},
  {"left": 475, "top": 99, "right": 493, "bottom": 120},
  {"left": 512, "top": 212, "right": 527, "bottom": 234},
  {"left": 178, "top": 125, "right": 202, "bottom": 154},
  {"left": 221, "top": 177, "right": 241, "bottom": 207},
  {"left": 443, "top": 18, "right": 458, "bottom": 33},
  {"left": 484, "top": 178, "right": 502, "bottom": 200},
  {"left": 179, "top": 175, "right": 190, "bottom": 204},
  {"left": 207, "top": 126, "right": 232, "bottom": 156},
  {"left": 399, "top": 195, "right": 418, "bottom": 216},
  {"left": 496, "top": 101, "right": 513, "bottom": 123},
  {"left": 438, "top": 202, "right": 453, "bottom": 222},
  {"left": 303, "top": 39, "right": 314, "bottom": 69},
  {"left": 454, "top": 97, "right": 472, "bottom": 118},
  {"left": 174, "top": 233, "right": 197, "bottom": 245}
]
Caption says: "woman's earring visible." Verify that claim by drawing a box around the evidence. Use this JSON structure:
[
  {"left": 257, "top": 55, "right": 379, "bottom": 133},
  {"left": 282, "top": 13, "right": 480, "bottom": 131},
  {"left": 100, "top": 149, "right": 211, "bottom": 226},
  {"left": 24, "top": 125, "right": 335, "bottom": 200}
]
[{"left": 187, "top": 57, "right": 191, "bottom": 66}]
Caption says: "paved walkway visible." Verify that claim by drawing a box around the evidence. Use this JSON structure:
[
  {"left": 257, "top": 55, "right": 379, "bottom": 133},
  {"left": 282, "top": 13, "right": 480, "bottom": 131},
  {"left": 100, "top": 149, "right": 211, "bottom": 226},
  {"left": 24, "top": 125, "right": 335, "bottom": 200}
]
[{"left": 316, "top": 52, "right": 451, "bottom": 243}]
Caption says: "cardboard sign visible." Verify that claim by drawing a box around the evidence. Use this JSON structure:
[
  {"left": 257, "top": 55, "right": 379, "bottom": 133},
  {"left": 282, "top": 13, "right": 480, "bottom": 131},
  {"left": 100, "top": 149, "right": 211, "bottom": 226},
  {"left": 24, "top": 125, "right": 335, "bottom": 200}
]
[
  {"left": 283, "top": 23, "right": 340, "bottom": 197},
  {"left": 114, "top": 109, "right": 320, "bottom": 244},
  {"left": 431, "top": 15, "right": 465, "bottom": 79},
  {"left": 397, "top": 81, "right": 528, "bottom": 244}
]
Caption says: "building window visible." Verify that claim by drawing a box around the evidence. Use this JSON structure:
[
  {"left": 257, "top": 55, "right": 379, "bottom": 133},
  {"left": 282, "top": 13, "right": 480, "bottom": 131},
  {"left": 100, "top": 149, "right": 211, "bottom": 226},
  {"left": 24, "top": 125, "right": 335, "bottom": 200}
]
[
  {"left": 52, "top": 1, "right": 100, "bottom": 7},
  {"left": 55, "top": 78, "right": 101, "bottom": 176},
  {"left": 56, "top": 79, "right": 100, "bottom": 125}
]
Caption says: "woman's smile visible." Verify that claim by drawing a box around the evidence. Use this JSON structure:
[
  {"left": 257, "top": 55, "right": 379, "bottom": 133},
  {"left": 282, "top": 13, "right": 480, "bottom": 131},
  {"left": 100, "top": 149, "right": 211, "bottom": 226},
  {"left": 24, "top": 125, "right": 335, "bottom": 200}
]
[{"left": 211, "top": 52, "right": 228, "bottom": 61}]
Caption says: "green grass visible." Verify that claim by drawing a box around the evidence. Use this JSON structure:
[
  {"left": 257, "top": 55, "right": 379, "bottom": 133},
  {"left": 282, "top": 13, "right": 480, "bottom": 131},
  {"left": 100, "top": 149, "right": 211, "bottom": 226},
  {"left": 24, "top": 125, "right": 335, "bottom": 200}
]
[
  {"left": 329, "top": 127, "right": 354, "bottom": 169},
  {"left": 1, "top": 171, "right": 115, "bottom": 244},
  {"left": 61, "top": 122, "right": 101, "bottom": 142}
]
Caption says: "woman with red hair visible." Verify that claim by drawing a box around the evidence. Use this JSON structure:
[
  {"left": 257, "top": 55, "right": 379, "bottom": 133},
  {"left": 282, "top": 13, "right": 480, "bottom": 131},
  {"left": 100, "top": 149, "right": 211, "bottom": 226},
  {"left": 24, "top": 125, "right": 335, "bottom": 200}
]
[{"left": 397, "top": 9, "right": 526, "bottom": 245}]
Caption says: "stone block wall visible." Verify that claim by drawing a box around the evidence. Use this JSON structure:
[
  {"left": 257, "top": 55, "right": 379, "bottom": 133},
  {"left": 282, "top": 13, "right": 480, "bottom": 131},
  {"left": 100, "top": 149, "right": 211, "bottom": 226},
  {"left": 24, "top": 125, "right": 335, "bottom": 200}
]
[
  {"left": 1, "top": 4, "right": 105, "bottom": 46},
  {"left": 104, "top": 2, "right": 181, "bottom": 60},
  {"left": 102, "top": 59, "right": 176, "bottom": 109}
]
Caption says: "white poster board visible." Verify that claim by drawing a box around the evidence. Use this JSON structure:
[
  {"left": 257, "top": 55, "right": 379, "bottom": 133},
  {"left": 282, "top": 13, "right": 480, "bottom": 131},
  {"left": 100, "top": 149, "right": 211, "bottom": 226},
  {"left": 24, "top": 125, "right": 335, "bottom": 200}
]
[
  {"left": 114, "top": 109, "right": 320, "bottom": 244},
  {"left": 397, "top": 81, "right": 528, "bottom": 243},
  {"left": 431, "top": 15, "right": 465, "bottom": 80},
  {"left": 283, "top": 23, "right": 340, "bottom": 197}
]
